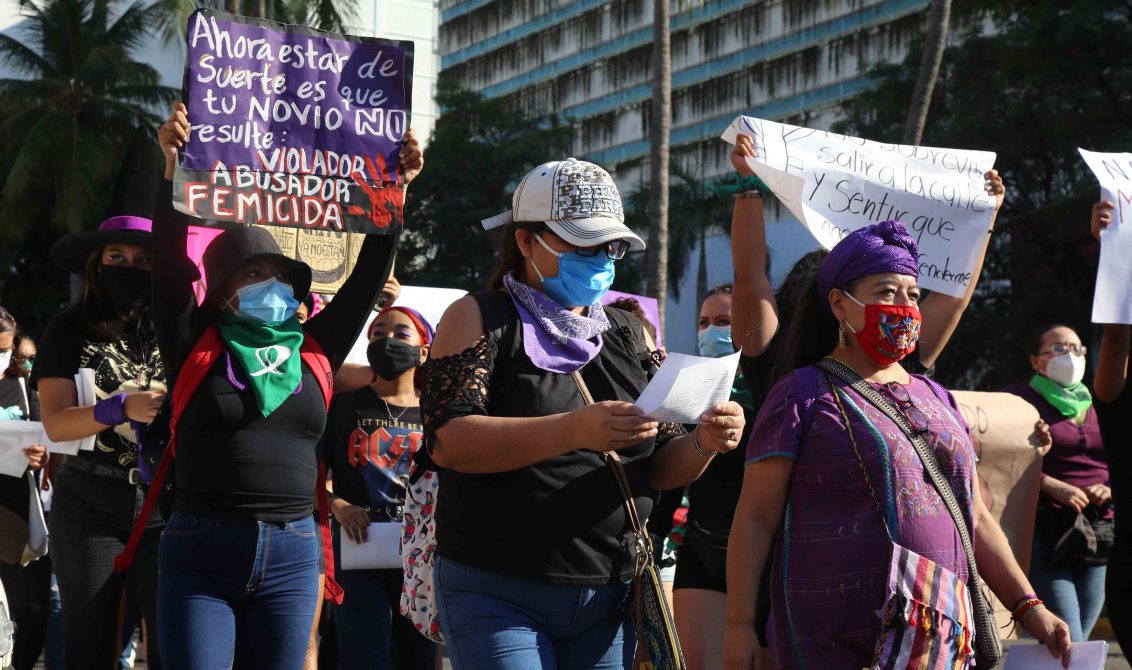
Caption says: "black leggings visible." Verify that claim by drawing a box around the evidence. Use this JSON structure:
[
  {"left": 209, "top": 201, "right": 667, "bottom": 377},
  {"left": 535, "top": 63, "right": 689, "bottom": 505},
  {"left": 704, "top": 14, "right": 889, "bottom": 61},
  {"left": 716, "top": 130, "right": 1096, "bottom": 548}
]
[{"left": 0, "top": 554, "right": 52, "bottom": 670}]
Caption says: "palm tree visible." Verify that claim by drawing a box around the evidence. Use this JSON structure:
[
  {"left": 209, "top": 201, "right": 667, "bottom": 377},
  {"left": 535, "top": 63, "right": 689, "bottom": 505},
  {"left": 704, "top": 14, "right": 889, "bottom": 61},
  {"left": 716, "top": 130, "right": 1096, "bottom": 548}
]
[
  {"left": 903, "top": 0, "right": 952, "bottom": 145},
  {"left": 646, "top": 0, "right": 671, "bottom": 331},
  {"left": 0, "top": 0, "right": 178, "bottom": 236}
]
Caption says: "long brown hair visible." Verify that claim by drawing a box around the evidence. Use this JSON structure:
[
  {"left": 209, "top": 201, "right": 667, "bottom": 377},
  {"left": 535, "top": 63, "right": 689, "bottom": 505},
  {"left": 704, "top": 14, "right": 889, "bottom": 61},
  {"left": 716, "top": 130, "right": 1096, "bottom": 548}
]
[{"left": 488, "top": 221, "right": 546, "bottom": 290}]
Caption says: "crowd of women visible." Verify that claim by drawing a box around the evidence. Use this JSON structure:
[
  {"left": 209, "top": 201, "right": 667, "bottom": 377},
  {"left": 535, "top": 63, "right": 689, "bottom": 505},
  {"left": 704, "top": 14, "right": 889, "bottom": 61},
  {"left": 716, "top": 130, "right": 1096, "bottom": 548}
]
[{"left": 1, "top": 99, "right": 1130, "bottom": 670}]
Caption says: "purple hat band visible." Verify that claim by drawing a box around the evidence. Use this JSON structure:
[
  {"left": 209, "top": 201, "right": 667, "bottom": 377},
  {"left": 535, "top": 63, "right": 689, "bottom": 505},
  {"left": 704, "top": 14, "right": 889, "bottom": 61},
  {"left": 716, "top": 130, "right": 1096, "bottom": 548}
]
[
  {"left": 816, "top": 220, "right": 920, "bottom": 313},
  {"left": 99, "top": 215, "right": 152, "bottom": 233}
]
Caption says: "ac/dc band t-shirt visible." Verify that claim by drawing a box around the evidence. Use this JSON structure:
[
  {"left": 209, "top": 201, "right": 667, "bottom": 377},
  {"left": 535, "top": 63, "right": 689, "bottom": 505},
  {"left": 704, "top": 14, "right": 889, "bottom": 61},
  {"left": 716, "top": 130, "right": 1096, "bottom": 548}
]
[{"left": 326, "top": 386, "right": 423, "bottom": 508}]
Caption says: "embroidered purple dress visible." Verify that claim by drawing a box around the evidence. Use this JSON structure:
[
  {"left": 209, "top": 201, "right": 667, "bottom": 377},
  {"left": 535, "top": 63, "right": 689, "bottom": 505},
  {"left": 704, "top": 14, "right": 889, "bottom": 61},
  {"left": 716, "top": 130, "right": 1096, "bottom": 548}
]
[{"left": 746, "top": 367, "right": 977, "bottom": 667}]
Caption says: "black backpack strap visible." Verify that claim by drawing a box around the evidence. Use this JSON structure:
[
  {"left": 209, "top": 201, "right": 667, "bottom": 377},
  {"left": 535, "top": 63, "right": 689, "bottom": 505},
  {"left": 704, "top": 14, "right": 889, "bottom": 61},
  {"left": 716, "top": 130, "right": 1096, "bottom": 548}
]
[{"left": 604, "top": 306, "right": 659, "bottom": 373}]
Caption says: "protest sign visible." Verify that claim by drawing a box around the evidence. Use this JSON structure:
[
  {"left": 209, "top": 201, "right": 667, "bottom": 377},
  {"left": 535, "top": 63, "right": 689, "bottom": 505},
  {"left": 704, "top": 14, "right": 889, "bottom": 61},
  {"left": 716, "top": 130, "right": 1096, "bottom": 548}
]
[
  {"left": 265, "top": 228, "right": 365, "bottom": 293},
  {"left": 344, "top": 285, "right": 468, "bottom": 365},
  {"left": 951, "top": 391, "right": 1043, "bottom": 638},
  {"left": 174, "top": 10, "right": 413, "bottom": 235},
  {"left": 721, "top": 117, "right": 998, "bottom": 298},
  {"left": 1079, "top": 149, "right": 1132, "bottom": 324}
]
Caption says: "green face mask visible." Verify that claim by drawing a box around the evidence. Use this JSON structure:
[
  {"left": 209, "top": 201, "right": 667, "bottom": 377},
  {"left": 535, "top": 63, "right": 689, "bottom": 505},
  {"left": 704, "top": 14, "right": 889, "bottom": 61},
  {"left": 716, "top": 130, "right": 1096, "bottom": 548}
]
[{"left": 216, "top": 314, "right": 305, "bottom": 417}]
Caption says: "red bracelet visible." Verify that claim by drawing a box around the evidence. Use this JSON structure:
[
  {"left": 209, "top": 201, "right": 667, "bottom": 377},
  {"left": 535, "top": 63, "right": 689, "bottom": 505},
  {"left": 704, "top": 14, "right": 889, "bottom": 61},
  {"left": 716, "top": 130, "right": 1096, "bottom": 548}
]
[
  {"left": 1011, "top": 599, "right": 1044, "bottom": 623},
  {"left": 1011, "top": 593, "right": 1039, "bottom": 610}
]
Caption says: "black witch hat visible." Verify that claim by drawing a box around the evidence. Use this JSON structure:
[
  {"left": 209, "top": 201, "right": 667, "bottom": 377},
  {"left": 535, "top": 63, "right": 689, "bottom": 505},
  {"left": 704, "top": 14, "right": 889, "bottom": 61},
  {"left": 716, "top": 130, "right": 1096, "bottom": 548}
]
[{"left": 51, "top": 126, "right": 164, "bottom": 274}]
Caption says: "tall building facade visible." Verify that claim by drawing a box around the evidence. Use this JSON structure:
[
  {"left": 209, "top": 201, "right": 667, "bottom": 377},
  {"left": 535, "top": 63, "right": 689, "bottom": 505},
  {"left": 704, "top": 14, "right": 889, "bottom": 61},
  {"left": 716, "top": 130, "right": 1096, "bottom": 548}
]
[{"left": 439, "top": 0, "right": 932, "bottom": 352}]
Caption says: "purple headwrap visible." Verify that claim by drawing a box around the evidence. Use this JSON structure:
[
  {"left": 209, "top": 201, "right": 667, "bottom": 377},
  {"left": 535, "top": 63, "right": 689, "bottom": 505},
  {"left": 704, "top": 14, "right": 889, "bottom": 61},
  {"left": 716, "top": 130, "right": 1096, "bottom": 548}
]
[
  {"left": 99, "top": 215, "right": 152, "bottom": 233},
  {"left": 816, "top": 220, "right": 920, "bottom": 313}
]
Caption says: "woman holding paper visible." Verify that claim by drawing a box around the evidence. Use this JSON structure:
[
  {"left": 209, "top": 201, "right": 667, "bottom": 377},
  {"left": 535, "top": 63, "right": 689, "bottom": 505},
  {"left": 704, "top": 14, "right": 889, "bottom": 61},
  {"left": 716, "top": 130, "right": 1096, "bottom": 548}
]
[
  {"left": 0, "top": 307, "right": 52, "bottom": 670},
  {"left": 323, "top": 306, "right": 435, "bottom": 670},
  {"left": 33, "top": 131, "right": 168, "bottom": 669},
  {"left": 724, "top": 221, "right": 1072, "bottom": 669},
  {"left": 421, "top": 158, "right": 744, "bottom": 668},
  {"left": 148, "top": 101, "right": 420, "bottom": 670}
]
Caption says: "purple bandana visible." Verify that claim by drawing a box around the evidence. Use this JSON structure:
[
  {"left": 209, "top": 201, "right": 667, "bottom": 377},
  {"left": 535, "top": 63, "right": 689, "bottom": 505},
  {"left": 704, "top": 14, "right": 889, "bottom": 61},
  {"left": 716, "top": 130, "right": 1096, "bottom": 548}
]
[
  {"left": 503, "top": 272, "right": 609, "bottom": 374},
  {"left": 817, "top": 220, "right": 920, "bottom": 313}
]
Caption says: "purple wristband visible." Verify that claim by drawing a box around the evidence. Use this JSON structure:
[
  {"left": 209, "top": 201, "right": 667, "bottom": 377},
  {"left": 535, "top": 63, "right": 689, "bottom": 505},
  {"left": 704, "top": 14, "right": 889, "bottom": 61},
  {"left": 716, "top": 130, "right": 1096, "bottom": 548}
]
[{"left": 93, "top": 394, "right": 128, "bottom": 426}]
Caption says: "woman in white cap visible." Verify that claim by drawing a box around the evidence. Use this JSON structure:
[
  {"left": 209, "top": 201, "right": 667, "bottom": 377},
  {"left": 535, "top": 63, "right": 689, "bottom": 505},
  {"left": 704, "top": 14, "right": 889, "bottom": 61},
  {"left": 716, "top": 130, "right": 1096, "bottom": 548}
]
[{"left": 422, "top": 158, "right": 745, "bottom": 668}]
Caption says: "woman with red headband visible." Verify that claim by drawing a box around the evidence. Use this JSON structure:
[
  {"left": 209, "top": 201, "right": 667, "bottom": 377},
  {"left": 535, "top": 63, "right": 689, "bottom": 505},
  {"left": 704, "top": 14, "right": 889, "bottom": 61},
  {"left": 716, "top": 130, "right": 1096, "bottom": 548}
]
[{"left": 324, "top": 305, "right": 435, "bottom": 670}]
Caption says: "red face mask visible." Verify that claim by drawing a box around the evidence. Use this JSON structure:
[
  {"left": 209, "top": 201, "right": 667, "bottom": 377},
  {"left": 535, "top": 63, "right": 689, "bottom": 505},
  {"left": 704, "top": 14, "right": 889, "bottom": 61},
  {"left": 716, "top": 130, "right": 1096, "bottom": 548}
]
[{"left": 843, "top": 291, "right": 922, "bottom": 366}]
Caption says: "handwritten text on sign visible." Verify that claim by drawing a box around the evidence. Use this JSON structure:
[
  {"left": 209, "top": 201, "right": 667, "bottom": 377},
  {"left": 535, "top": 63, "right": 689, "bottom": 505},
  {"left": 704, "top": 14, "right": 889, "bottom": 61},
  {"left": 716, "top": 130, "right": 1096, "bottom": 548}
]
[
  {"left": 173, "top": 10, "right": 414, "bottom": 234},
  {"left": 1079, "top": 149, "right": 1132, "bottom": 324},
  {"left": 721, "top": 117, "right": 997, "bottom": 298}
]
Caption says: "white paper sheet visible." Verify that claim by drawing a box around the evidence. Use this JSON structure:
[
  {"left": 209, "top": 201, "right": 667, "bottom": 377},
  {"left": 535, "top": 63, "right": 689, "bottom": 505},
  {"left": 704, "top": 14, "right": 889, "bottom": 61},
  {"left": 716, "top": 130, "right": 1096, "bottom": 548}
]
[
  {"left": 74, "top": 369, "right": 97, "bottom": 451},
  {"left": 0, "top": 420, "right": 45, "bottom": 477},
  {"left": 721, "top": 116, "right": 998, "bottom": 298},
  {"left": 344, "top": 286, "right": 469, "bottom": 365},
  {"left": 1003, "top": 640, "right": 1107, "bottom": 669},
  {"left": 339, "top": 522, "right": 403, "bottom": 570},
  {"left": 635, "top": 351, "right": 741, "bottom": 424},
  {"left": 1079, "top": 149, "right": 1132, "bottom": 324}
]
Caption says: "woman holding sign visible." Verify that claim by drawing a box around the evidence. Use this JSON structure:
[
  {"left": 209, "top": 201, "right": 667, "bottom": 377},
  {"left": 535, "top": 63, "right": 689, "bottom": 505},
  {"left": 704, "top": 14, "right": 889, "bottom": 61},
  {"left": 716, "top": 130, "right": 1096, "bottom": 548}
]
[
  {"left": 147, "top": 102, "right": 421, "bottom": 670},
  {"left": 422, "top": 158, "right": 744, "bottom": 668},
  {"left": 724, "top": 221, "right": 1072, "bottom": 669}
]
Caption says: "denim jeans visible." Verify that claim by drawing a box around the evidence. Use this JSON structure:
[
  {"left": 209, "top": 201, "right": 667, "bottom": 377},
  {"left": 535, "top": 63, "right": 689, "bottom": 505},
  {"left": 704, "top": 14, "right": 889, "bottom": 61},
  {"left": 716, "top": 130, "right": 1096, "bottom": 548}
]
[
  {"left": 331, "top": 524, "right": 434, "bottom": 670},
  {"left": 48, "top": 467, "right": 161, "bottom": 670},
  {"left": 157, "top": 512, "right": 321, "bottom": 670},
  {"left": 434, "top": 557, "right": 634, "bottom": 670},
  {"left": 1030, "top": 532, "right": 1107, "bottom": 641}
]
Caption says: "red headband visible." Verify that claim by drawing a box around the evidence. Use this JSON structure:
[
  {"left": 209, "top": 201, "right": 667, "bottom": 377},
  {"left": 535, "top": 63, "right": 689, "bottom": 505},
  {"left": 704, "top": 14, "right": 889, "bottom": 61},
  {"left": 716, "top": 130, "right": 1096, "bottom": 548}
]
[{"left": 368, "top": 306, "right": 433, "bottom": 345}]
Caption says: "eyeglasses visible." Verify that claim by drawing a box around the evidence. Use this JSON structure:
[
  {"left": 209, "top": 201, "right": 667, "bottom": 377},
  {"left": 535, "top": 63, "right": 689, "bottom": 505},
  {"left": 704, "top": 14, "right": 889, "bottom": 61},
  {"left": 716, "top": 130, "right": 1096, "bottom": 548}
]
[
  {"left": 881, "top": 382, "right": 929, "bottom": 435},
  {"left": 537, "top": 233, "right": 629, "bottom": 260},
  {"left": 1039, "top": 343, "right": 1086, "bottom": 357}
]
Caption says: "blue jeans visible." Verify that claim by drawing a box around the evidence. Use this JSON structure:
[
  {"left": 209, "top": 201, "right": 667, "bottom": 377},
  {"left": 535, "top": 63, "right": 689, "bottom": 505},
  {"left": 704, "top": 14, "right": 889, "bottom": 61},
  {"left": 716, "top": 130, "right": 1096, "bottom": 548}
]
[
  {"left": 331, "top": 524, "right": 434, "bottom": 670},
  {"left": 434, "top": 557, "right": 635, "bottom": 670},
  {"left": 157, "top": 513, "right": 321, "bottom": 670},
  {"left": 1029, "top": 533, "right": 1107, "bottom": 641}
]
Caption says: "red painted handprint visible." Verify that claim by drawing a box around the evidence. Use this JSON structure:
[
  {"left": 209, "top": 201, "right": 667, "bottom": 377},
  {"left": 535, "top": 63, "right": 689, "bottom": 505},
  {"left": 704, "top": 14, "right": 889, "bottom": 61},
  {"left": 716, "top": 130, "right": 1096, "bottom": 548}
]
[{"left": 347, "top": 152, "right": 404, "bottom": 233}]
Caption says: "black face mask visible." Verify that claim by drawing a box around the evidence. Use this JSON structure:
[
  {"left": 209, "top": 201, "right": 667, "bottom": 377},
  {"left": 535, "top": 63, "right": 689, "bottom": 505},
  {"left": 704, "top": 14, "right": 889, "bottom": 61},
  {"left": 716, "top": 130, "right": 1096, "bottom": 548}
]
[
  {"left": 367, "top": 338, "right": 421, "bottom": 381},
  {"left": 99, "top": 265, "right": 152, "bottom": 310}
]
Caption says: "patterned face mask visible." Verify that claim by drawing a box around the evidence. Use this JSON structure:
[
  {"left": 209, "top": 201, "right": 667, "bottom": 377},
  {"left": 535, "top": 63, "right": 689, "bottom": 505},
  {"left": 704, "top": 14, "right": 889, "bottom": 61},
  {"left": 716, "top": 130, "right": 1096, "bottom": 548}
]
[{"left": 842, "top": 291, "right": 922, "bottom": 366}]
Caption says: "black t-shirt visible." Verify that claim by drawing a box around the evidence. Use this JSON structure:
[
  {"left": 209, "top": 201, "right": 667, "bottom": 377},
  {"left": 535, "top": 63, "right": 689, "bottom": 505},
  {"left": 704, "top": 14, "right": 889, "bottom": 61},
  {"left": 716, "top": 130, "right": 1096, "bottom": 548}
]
[
  {"left": 0, "top": 375, "right": 40, "bottom": 521},
  {"left": 32, "top": 306, "right": 165, "bottom": 470},
  {"left": 423, "top": 291, "right": 680, "bottom": 586},
  {"left": 325, "top": 387, "right": 423, "bottom": 508},
  {"left": 1097, "top": 385, "right": 1132, "bottom": 528},
  {"left": 151, "top": 179, "right": 397, "bottom": 521}
]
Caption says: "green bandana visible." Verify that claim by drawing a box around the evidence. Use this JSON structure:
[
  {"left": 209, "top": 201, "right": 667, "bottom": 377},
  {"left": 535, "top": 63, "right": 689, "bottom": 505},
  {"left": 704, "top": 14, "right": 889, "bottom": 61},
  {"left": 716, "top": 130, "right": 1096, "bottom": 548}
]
[
  {"left": 216, "top": 314, "right": 304, "bottom": 417},
  {"left": 1030, "top": 373, "right": 1093, "bottom": 420},
  {"left": 731, "top": 373, "right": 755, "bottom": 412}
]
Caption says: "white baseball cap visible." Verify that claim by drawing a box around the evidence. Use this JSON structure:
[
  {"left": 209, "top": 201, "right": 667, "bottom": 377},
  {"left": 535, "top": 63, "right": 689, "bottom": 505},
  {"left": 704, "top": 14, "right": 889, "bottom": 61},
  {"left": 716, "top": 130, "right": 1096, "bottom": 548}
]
[{"left": 481, "top": 158, "right": 646, "bottom": 251}]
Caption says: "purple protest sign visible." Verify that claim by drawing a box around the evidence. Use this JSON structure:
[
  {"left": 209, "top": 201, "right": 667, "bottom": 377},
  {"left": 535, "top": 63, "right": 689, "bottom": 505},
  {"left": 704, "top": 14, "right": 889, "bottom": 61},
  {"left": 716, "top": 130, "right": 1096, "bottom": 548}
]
[{"left": 173, "top": 10, "right": 414, "bottom": 235}]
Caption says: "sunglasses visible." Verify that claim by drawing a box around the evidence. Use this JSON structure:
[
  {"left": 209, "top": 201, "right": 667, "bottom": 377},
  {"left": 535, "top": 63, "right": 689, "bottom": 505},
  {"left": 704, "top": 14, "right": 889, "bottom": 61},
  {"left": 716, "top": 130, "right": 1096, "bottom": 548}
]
[
  {"left": 1039, "top": 343, "right": 1086, "bottom": 357},
  {"left": 539, "top": 233, "right": 629, "bottom": 260},
  {"left": 881, "top": 382, "right": 929, "bottom": 435}
]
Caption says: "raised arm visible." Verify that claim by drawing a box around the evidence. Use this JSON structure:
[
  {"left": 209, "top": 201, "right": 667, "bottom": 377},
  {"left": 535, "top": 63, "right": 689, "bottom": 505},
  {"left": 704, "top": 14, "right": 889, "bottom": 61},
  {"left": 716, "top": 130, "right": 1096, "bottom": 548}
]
[
  {"left": 915, "top": 169, "right": 1006, "bottom": 368},
  {"left": 155, "top": 101, "right": 209, "bottom": 378},
  {"left": 305, "top": 132, "right": 423, "bottom": 370},
  {"left": 729, "top": 134, "right": 778, "bottom": 357},
  {"left": 1091, "top": 199, "right": 1129, "bottom": 402}
]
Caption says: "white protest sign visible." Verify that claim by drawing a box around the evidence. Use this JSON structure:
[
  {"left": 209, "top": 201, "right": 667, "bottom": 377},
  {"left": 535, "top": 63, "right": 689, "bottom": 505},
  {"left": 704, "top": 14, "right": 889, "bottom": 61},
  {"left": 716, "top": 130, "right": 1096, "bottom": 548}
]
[
  {"left": 344, "top": 285, "right": 468, "bottom": 365},
  {"left": 721, "top": 117, "right": 998, "bottom": 298},
  {"left": 1079, "top": 149, "right": 1132, "bottom": 324}
]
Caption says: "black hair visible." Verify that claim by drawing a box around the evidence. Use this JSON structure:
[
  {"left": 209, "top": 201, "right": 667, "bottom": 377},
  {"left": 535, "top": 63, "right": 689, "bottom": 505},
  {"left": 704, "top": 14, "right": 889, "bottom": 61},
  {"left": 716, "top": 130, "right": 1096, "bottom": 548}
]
[
  {"left": 703, "top": 283, "right": 733, "bottom": 298},
  {"left": 772, "top": 250, "right": 859, "bottom": 382},
  {"left": 607, "top": 297, "right": 658, "bottom": 341},
  {"left": 1028, "top": 323, "right": 1076, "bottom": 356},
  {"left": 302, "top": 293, "right": 315, "bottom": 311},
  {"left": 0, "top": 307, "right": 27, "bottom": 378},
  {"left": 489, "top": 221, "right": 547, "bottom": 290}
]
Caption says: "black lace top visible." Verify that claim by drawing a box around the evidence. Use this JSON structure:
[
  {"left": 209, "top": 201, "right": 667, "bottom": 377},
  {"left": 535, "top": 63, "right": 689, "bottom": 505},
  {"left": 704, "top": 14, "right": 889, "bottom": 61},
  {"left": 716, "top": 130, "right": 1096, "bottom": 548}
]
[{"left": 421, "top": 290, "right": 683, "bottom": 585}]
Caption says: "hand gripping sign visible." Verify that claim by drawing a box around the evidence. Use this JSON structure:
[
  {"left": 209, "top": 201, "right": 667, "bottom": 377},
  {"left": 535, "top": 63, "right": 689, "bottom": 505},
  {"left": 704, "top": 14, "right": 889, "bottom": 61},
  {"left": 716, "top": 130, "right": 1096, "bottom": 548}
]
[
  {"left": 173, "top": 10, "right": 414, "bottom": 235},
  {"left": 1079, "top": 149, "right": 1132, "bottom": 324},
  {"left": 721, "top": 117, "right": 998, "bottom": 298}
]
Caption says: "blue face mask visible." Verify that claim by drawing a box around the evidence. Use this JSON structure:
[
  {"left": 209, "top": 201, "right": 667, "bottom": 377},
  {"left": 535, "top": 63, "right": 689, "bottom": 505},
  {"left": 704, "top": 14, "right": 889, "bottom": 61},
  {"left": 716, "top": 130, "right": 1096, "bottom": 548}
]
[
  {"left": 698, "top": 325, "right": 734, "bottom": 358},
  {"left": 530, "top": 234, "right": 616, "bottom": 308},
  {"left": 229, "top": 277, "right": 300, "bottom": 323}
]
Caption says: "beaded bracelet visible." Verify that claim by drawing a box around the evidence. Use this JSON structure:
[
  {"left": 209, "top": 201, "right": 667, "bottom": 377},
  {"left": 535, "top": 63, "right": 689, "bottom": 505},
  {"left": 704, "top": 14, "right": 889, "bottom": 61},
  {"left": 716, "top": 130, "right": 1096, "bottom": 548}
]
[
  {"left": 1011, "top": 598, "right": 1044, "bottom": 623},
  {"left": 1011, "top": 593, "right": 1039, "bottom": 610}
]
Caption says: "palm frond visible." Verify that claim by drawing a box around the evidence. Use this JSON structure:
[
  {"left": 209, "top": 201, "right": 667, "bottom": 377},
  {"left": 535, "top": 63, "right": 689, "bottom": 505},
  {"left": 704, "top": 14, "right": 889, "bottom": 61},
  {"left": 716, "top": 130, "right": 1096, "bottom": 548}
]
[{"left": 0, "top": 33, "right": 54, "bottom": 77}]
